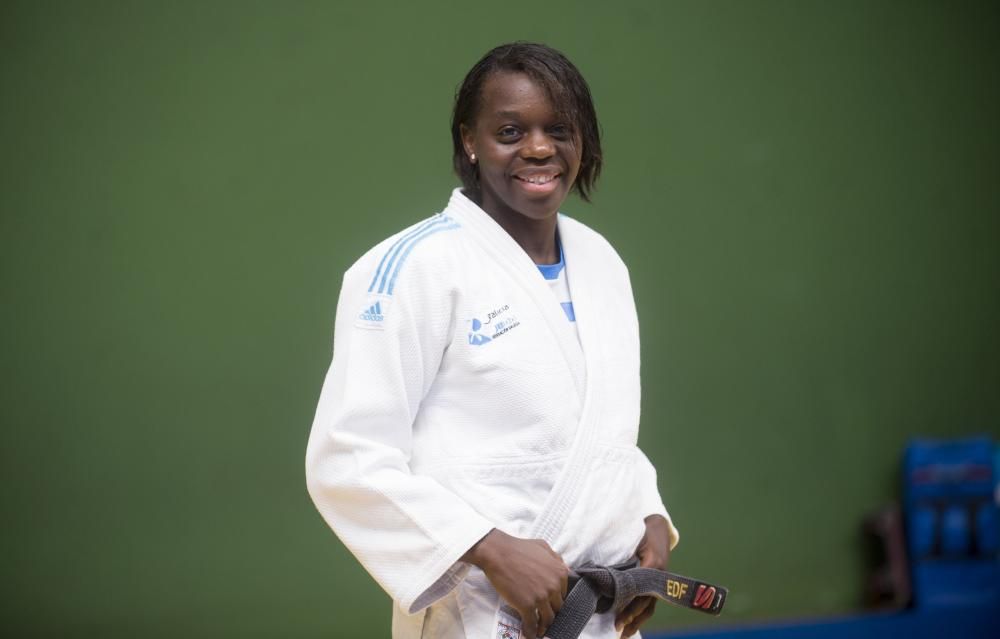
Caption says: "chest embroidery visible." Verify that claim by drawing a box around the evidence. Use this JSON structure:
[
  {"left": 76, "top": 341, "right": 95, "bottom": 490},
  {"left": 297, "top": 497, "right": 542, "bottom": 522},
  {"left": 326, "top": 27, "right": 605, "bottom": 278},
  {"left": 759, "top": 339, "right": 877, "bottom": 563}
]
[{"left": 468, "top": 304, "right": 521, "bottom": 345}]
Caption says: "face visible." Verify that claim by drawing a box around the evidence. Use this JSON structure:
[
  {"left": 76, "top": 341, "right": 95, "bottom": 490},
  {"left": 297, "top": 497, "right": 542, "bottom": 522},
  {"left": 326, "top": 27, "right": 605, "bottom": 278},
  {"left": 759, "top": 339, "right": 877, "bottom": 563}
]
[{"left": 461, "top": 71, "right": 583, "bottom": 224}]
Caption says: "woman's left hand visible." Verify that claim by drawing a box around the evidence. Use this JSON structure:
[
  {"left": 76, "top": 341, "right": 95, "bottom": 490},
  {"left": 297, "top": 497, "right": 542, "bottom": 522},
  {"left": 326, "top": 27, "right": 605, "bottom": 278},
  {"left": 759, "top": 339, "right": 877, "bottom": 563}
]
[{"left": 615, "top": 515, "right": 672, "bottom": 637}]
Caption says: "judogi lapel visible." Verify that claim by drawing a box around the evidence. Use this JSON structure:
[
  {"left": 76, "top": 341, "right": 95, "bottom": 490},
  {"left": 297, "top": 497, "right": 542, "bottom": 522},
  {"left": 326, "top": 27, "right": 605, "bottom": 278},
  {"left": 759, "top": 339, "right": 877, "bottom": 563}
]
[{"left": 446, "top": 191, "right": 587, "bottom": 404}]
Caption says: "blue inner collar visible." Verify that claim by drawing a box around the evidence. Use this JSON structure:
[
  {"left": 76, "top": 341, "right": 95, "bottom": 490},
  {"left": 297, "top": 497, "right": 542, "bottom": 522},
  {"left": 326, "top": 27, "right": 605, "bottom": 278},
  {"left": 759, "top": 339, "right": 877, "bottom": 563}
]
[{"left": 536, "top": 241, "right": 565, "bottom": 280}]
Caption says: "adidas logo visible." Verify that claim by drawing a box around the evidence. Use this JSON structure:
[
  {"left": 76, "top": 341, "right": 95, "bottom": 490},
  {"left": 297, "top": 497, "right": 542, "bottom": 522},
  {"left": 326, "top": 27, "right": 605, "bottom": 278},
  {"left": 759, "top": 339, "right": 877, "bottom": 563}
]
[{"left": 359, "top": 301, "right": 384, "bottom": 322}]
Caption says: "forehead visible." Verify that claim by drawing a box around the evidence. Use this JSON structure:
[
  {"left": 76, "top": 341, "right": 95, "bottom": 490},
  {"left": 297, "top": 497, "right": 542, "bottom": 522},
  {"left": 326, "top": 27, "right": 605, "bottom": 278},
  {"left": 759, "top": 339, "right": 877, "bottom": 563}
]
[{"left": 477, "top": 71, "right": 557, "bottom": 120}]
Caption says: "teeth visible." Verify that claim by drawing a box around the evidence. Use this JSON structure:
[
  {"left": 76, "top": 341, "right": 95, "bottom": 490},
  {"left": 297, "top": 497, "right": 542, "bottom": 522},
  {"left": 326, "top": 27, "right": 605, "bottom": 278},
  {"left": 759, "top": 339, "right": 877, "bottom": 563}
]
[{"left": 520, "top": 175, "right": 557, "bottom": 184}]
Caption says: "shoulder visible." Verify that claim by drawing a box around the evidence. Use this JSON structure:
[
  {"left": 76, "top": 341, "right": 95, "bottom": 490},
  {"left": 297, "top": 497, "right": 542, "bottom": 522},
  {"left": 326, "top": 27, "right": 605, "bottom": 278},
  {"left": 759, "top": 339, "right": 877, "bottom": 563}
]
[
  {"left": 343, "top": 212, "right": 466, "bottom": 299},
  {"left": 558, "top": 213, "right": 629, "bottom": 273}
]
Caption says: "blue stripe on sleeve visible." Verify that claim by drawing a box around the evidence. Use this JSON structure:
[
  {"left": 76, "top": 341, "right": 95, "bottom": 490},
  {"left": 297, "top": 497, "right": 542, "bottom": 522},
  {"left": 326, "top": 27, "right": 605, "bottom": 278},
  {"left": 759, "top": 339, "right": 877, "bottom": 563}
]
[
  {"left": 368, "top": 216, "right": 444, "bottom": 293},
  {"left": 376, "top": 217, "right": 450, "bottom": 294},
  {"left": 386, "top": 222, "right": 460, "bottom": 295}
]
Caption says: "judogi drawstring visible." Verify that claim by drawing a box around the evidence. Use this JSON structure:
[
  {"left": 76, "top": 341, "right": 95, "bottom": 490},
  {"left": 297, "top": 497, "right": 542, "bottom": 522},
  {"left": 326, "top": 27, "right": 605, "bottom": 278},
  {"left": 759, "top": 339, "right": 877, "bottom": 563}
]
[{"left": 543, "top": 560, "right": 727, "bottom": 639}]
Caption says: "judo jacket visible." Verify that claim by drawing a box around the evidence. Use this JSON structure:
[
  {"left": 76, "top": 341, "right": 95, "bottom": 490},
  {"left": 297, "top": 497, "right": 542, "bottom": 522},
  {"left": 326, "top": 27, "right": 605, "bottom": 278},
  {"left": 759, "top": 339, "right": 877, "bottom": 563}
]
[{"left": 306, "top": 188, "right": 678, "bottom": 638}]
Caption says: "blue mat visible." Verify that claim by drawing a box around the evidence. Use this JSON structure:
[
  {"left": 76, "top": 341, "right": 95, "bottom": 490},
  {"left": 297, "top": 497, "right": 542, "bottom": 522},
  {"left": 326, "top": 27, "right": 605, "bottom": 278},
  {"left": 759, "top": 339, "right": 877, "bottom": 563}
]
[{"left": 650, "top": 603, "right": 999, "bottom": 639}]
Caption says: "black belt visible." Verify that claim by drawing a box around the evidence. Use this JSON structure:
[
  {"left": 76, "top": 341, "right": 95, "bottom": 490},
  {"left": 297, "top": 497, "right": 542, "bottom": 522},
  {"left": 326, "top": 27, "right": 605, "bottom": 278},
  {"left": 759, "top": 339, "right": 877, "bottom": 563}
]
[{"left": 543, "top": 559, "right": 728, "bottom": 639}]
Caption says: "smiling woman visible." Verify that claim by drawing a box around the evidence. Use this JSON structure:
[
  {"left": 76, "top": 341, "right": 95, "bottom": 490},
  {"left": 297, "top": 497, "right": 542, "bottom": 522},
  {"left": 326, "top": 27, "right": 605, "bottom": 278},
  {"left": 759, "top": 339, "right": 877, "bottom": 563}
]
[
  {"left": 452, "top": 44, "right": 602, "bottom": 262},
  {"left": 306, "top": 42, "right": 679, "bottom": 639},
  {"left": 459, "top": 70, "right": 583, "bottom": 249}
]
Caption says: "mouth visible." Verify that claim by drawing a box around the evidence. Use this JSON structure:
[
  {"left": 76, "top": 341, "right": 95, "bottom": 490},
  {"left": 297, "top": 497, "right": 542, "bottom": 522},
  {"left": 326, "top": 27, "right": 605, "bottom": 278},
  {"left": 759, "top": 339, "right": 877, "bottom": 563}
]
[{"left": 512, "top": 171, "right": 562, "bottom": 195}]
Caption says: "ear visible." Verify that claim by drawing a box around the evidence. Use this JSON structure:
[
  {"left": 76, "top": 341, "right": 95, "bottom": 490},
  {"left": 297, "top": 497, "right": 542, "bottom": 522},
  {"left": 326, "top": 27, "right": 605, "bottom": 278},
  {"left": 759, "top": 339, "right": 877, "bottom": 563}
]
[{"left": 459, "top": 123, "right": 476, "bottom": 159}]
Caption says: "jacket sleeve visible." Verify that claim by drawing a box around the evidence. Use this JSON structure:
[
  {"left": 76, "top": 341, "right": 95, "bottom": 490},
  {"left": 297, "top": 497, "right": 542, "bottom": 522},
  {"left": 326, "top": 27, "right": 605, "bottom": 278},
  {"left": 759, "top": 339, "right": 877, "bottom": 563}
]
[
  {"left": 305, "top": 250, "right": 495, "bottom": 615},
  {"left": 620, "top": 254, "right": 680, "bottom": 550},
  {"left": 635, "top": 447, "right": 680, "bottom": 550}
]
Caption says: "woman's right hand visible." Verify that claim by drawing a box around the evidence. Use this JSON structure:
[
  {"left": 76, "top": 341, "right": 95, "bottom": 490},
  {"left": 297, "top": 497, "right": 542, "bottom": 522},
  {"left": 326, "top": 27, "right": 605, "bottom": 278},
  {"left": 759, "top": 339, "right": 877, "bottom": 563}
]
[{"left": 462, "top": 528, "right": 569, "bottom": 639}]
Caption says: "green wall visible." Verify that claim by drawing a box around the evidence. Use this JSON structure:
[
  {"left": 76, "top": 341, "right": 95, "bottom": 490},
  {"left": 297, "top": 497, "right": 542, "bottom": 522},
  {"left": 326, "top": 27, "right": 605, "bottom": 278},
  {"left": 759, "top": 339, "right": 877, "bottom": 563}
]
[{"left": 2, "top": 1, "right": 998, "bottom": 636}]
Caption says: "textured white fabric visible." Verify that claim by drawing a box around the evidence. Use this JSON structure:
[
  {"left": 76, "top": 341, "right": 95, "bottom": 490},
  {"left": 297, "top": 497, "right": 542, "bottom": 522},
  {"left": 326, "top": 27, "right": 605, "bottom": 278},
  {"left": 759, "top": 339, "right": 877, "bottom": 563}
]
[
  {"left": 537, "top": 244, "right": 580, "bottom": 344},
  {"left": 306, "top": 188, "right": 678, "bottom": 639}
]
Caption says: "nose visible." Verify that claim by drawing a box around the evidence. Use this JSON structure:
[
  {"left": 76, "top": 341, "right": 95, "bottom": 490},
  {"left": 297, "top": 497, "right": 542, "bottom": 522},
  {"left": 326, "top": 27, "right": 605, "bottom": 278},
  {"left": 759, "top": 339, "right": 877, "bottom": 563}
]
[{"left": 521, "top": 129, "right": 555, "bottom": 160}]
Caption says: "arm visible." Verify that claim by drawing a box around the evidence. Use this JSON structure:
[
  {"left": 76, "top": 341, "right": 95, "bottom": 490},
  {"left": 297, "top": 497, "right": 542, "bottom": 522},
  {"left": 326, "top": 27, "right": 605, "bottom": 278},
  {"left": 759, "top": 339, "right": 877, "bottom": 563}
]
[
  {"left": 635, "top": 448, "right": 680, "bottom": 550},
  {"left": 613, "top": 239, "right": 680, "bottom": 634},
  {"left": 615, "top": 514, "right": 673, "bottom": 636},
  {"left": 305, "top": 255, "right": 495, "bottom": 614},
  {"left": 615, "top": 452, "right": 679, "bottom": 637}
]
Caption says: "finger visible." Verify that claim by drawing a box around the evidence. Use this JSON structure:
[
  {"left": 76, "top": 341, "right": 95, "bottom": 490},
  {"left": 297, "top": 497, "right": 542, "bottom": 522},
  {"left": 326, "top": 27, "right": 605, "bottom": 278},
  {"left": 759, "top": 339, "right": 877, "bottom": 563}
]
[
  {"left": 520, "top": 607, "right": 538, "bottom": 639},
  {"left": 548, "top": 585, "right": 564, "bottom": 616},
  {"left": 615, "top": 596, "right": 650, "bottom": 629},
  {"left": 624, "top": 600, "right": 657, "bottom": 637},
  {"left": 555, "top": 565, "right": 569, "bottom": 605},
  {"left": 536, "top": 601, "right": 555, "bottom": 638},
  {"left": 638, "top": 551, "right": 662, "bottom": 568}
]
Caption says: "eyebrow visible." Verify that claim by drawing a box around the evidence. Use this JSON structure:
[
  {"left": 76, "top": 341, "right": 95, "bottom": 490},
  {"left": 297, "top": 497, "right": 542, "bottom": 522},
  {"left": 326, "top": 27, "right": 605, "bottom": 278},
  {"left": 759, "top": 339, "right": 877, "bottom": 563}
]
[{"left": 493, "top": 110, "right": 523, "bottom": 119}]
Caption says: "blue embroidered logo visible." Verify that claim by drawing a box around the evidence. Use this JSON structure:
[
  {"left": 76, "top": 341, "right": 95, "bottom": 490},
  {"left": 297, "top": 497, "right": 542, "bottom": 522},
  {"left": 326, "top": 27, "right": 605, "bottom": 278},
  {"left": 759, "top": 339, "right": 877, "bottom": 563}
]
[
  {"left": 468, "top": 304, "right": 520, "bottom": 345},
  {"left": 468, "top": 318, "right": 492, "bottom": 345},
  {"left": 359, "top": 301, "right": 384, "bottom": 322}
]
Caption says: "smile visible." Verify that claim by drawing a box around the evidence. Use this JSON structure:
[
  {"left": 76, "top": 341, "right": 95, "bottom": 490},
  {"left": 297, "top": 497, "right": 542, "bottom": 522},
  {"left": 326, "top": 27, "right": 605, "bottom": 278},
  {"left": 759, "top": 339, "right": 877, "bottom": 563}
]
[{"left": 513, "top": 173, "right": 560, "bottom": 185}]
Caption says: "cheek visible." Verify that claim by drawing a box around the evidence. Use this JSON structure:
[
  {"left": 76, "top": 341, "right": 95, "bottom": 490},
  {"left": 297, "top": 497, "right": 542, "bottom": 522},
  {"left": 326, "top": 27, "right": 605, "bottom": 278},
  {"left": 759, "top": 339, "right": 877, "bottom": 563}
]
[
  {"left": 564, "top": 145, "right": 583, "bottom": 176},
  {"left": 480, "top": 153, "right": 513, "bottom": 181},
  {"left": 481, "top": 163, "right": 508, "bottom": 187},
  {"left": 564, "top": 160, "right": 583, "bottom": 187}
]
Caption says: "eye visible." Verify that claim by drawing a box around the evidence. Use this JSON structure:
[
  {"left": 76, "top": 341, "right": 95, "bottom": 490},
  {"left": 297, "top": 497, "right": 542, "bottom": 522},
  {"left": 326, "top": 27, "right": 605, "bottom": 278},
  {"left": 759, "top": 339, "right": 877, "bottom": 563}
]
[
  {"left": 497, "top": 126, "right": 521, "bottom": 141},
  {"left": 548, "top": 123, "right": 571, "bottom": 139}
]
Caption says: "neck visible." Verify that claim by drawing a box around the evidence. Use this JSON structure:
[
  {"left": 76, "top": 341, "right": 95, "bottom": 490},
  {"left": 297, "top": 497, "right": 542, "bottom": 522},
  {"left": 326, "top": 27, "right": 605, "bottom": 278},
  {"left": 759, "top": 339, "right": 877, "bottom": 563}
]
[
  {"left": 475, "top": 192, "right": 560, "bottom": 265},
  {"left": 496, "top": 215, "right": 559, "bottom": 264}
]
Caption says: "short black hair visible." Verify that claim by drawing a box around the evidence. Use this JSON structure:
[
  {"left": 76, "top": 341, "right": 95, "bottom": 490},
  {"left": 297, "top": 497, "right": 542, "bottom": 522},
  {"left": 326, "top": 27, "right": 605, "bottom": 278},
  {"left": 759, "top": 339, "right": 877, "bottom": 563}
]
[{"left": 451, "top": 42, "right": 603, "bottom": 203}]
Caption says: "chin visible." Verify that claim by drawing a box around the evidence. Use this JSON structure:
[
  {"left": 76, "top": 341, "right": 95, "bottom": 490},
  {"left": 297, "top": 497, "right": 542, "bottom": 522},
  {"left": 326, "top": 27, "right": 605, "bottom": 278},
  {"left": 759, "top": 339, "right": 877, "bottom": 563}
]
[
  {"left": 508, "top": 200, "right": 556, "bottom": 221},
  {"left": 479, "top": 177, "right": 572, "bottom": 222},
  {"left": 507, "top": 187, "right": 571, "bottom": 220}
]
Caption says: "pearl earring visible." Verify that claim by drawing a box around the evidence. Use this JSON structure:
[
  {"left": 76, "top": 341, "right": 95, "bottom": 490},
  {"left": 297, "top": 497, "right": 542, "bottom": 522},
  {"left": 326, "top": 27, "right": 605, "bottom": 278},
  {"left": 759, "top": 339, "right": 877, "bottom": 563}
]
[{"left": 470, "top": 153, "right": 476, "bottom": 163}]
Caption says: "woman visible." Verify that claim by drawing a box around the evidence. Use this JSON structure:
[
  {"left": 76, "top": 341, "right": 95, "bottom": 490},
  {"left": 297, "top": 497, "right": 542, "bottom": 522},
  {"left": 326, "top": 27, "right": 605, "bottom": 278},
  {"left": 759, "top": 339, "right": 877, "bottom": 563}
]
[{"left": 306, "top": 42, "right": 679, "bottom": 639}]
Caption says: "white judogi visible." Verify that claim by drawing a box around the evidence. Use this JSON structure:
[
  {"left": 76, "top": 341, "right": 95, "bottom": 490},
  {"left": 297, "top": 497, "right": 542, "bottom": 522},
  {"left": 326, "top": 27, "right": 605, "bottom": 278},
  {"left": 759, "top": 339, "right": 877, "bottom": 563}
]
[
  {"left": 537, "top": 242, "right": 579, "bottom": 343},
  {"left": 305, "top": 188, "right": 679, "bottom": 639}
]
